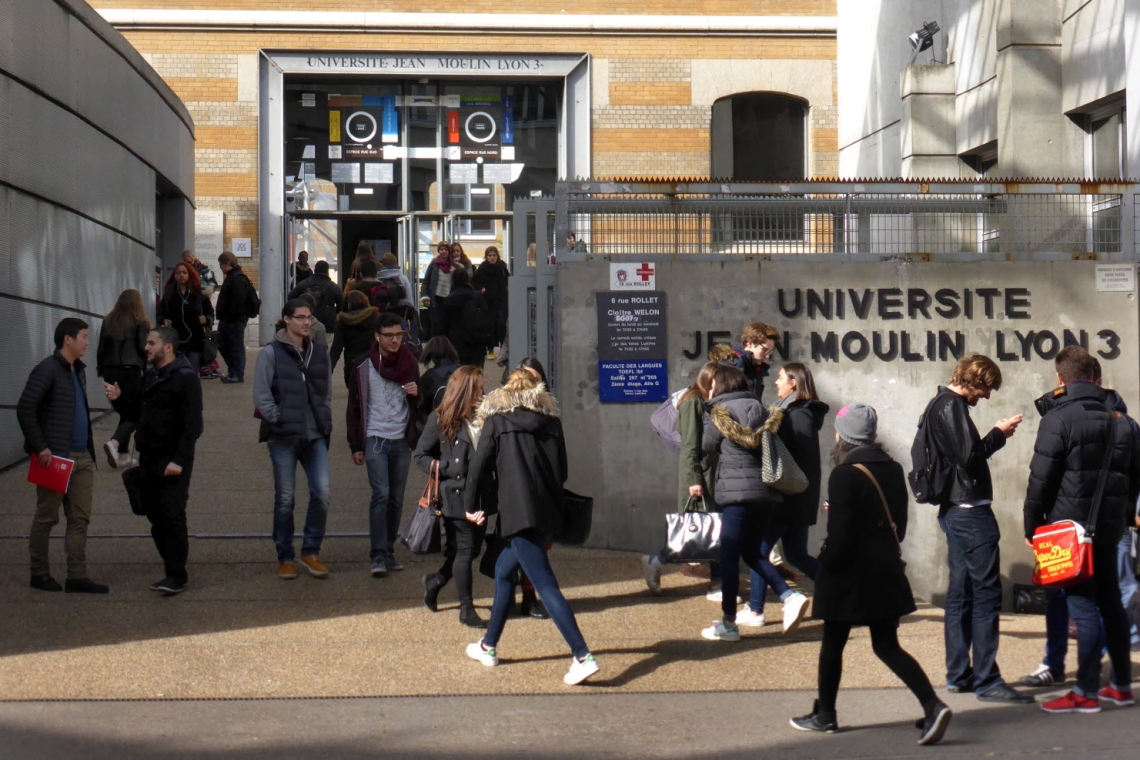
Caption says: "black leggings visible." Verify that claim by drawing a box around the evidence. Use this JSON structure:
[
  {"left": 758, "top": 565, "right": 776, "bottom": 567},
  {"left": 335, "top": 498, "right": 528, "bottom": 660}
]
[{"left": 818, "top": 619, "right": 936, "bottom": 715}]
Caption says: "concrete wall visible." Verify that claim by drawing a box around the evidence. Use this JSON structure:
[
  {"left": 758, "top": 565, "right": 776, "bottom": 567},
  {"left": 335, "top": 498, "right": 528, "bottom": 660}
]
[
  {"left": 0, "top": 0, "right": 195, "bottom": 469},
  {"left": 558, "top": 257, "right": 1140, "bottom": 607}
]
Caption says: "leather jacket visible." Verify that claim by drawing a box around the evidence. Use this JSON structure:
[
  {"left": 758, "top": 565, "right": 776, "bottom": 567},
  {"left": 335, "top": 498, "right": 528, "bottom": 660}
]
[{"left": 926, "top": 387, "right": 1006, "bottom": 515}]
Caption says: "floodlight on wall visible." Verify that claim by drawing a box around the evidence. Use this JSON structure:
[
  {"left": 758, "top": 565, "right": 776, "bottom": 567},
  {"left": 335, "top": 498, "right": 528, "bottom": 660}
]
[{"left": 907, "top": 21, "right": 941, "bottom": 67}]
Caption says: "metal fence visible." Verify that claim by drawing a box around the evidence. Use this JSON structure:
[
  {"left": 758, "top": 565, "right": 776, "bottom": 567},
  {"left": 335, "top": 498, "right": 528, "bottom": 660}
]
[{"left": 556, "top": 181, "right": 1138, "bottom": 260}]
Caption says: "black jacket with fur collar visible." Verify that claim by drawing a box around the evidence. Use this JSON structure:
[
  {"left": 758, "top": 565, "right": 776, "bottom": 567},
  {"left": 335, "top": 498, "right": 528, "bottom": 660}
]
[
  {"left": 703, "top": 390, "right": 783, "bottom": 507},
  {"left": 464, "top": 385, "right": 567, "bottom": 538}
]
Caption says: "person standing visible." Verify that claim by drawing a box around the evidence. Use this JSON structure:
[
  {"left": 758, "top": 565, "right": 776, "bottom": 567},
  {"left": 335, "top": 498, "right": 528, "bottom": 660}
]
[
  {"left": 566, "top": 232, "right": 587, "bottom": 254},
  {"left": 415, "top": 367, "right": 493, "bottom": 627},
  {"left": 419, "top": 242, "right": 454, "bottom": 339},
  {"left": 290, "top": 260, "right": 343, "bottom": 336},
  {"left": 105, "top": 326, "right": 202, "bottom": 595},
  {"left": 291, "top": 250, "right": 313, "bottom": 290},
  {"left": 439, "top": 269, "right": 495, "bottom": 367},
  {"left": 473, "top": 246, "right": 510, "bottom": 349},
  {"left": 462, "top": 369, "right": 600, "bottom": 685},
  {"left": 347, "top": 312, "right": 420, "bottom": 578},
  {"left": 1023, "top": 346, "right": 1140, "bottom": 713},
  {"left": 17, "top": 318, "right": 107, "bottom": 594},
  {"left": 450, "top": 242, "right": 473, "bottom": 277},
  {"left": 182, "top": 249, "right": 218, "bottom": 296},
  {"left": 97, "top": 289, "right": 150, "bottom": 469},
  {"left": 216, "top": 251, "right": 258, "bottom": 384},
  {"left": 253, "top": 299, "right": 333, "bottom": 580},
  {"left": 791, "top": 404, "right": 951, "bottom": 745},
  {"left": 159, "top": 262, "right": 213, "bottom": 373},
  {"left": 330, "top": 291, "right": 378, "bottom": 389},
  {"left": 922, "top": 354, "right": 1031, "bottom": 703}
]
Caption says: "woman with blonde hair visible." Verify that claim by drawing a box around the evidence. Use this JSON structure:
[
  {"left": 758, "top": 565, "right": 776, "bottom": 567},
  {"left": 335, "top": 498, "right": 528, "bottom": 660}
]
[
  {"left": 97, "top": 289, "right": 151, "bottom": 467},
  {"left": 414, "top": 366, "right": 493, "bottom": 627}
]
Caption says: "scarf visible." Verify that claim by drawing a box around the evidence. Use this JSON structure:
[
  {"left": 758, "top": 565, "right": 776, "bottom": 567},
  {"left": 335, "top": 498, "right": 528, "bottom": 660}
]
[
  {"left": 370, "top": 341, "right": 419, "bottom": 385},
  {"left": 778, "top": 392, "right": 797, "bottom": 409},
  {"left": 435, "top": 254, "right": 453, "bottom": 275}
]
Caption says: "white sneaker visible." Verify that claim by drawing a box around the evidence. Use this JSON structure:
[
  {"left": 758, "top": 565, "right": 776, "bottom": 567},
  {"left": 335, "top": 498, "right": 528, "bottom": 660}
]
[
  {"left": 701, "top": 620, "right": 741, "bottom": 642},
  {"left": 564, "top": 653, "right": 600, "bottom": 685},
  {"left": 641, "top": 555, "right": 662, "bottom": 594},
  {"left": 103, "top": 440, "right": 121, "bottom": 469},
  {"left": 736, "top": 607, "right": 766, "bottom": 627},
  {"left": 466, "top": 641, "right": 498, "bottom": 667},
  {"left": 706, "top": 588, "right": 743, "bottom": 604},
  {"left": 782, "top": 592, "right": 810, "bottom": 633}
]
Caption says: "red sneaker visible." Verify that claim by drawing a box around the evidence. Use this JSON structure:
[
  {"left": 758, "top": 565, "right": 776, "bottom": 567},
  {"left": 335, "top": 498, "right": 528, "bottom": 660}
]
[
  {"left": 1098, "top": 686, "right": 1135, "bottom": 707},
  {"left": 1041, "top": 692, "right": 1101, "bottom": 714}
]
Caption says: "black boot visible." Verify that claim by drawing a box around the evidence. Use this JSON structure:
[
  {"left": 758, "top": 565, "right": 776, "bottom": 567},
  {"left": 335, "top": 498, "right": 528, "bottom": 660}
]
[
  {"left": 519, "top": 588, "right": 549, "bottom": 619},
  {"left": 459, "top": 603, "right": 487, "bottom": 628},
  {"left": 423, "top": 574, "right": 445, "bottom": 612}
]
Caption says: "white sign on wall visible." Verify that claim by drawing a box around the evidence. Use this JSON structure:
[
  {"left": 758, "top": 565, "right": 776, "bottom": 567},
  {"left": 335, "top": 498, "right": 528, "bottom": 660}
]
[
  {"left": 610, "top": 262, "right": 656, "bottom": 290},
  {"left": 195, "top": 210, "right": 224, "bottom": 260},
  {"left": 232, "top": 238, "right": 253, "bottom": 258},
  {"left": 1095, "top": 264, "right": 1136, "bottom": 292}
]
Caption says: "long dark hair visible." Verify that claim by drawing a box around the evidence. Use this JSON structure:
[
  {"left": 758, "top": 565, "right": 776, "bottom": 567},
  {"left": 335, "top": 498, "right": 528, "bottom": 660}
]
[
  {"left": 421, "top": 336, "right": 459, "bottom": 367},
  {"left": 103, "top": 289, "right": 150, "bottom": 341},
  {"left": 679, "top": 362, "right": 718, "bottom": 405},
  {"left": 781, "top": 362, "right": 819, "bottom": 402},
  {"left": 517, "top": 357, "right": 547, "bottom": 386},
  {"left": 437, "top": 366, "right": 484, "bottom": 441},
  {"left": 709, "top": 365, "right": 748, "bottom": 397},
  {"left": 165, "top": 262, "right": 202, "bottom": 295},
  {"left": 830, "top": 439, "right": 883, "bottom": 466}
]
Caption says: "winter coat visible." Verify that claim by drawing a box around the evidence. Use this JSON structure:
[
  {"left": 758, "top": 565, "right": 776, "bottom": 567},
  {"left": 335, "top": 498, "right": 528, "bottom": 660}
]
[
  {"left": 813, "top": 446, "right": 916, "bottom": 624},
  {"left": 419, "top": 259, "right": 452, "bottom": 307},
  {"left": 472, "top": 259, "right": 510, "bottom": 308},
  {"left": 439, "top": 286, "right": 493, "bottom": 359},
  {"left": 776, "top": 399, "right": 829, "bottom": 526},
  {"left": 414, "top": 411, "right": 497, "bottom": 520},
  {"left": 464, "top": 385, "right": 567, "bottom": 538},
  {"left": 96, "top": 321, "right": 149, "bottom": 376},
  {"left": 159, "top": 285, "right": 214, "bottom": 355},
  {"left": 677, "top": 393, "right": 717, "bottom": 512},
  {"left": 330, "top": 306, "right": 378, "bottom": 380},
  {"left": 703, "top": 390, "right": 783, "bottom": 507},
  {"left": 1023, "top": 381, "right": 1140, "bottom": 544},
  {"left": 252, "top": 331, "right": 333, "bottom": 443},
  {"left": 290, "top": 273, "right": 344, "bottom": 332},
  {"left": 216, "top": 266, "right": 256, "bottom": 324},
  {"left": 133, "top": 354, "right": 203, "bottom": 468},
  {"left": 17, "top": 352, "right": 96, "bottom": 459},
  {"left": 925, "top": 386, "right": 1006, "bottom": 516},
  {"left": 419, "top": 360, "right": 460, "bottom": 415}
]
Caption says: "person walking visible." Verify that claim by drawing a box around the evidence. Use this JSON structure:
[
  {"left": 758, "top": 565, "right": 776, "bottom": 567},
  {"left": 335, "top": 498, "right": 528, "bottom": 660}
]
[
  {"left": 791, "top": 404, "right": 951, "bottom": 745},
  {"left": 330, "top": 290, "right": 378, "bottom": 388},
  {"left": 1023, "top": 346, "right": 1140, "bottom": 714},
  {"left": 216, "top": 251, "right": 258, "bottom": 384},
  {"left": 290, "top": 260, "right": 343, "bottom": 336},
  {"left": 17, "top": 318, "right": 107, "bottom": 594},
  {"left": 159, "top": 262, "right": 214, "bottom": 373},
  {"left": 418, "top": 336, "right": 461, "bottom": 416},
  {"left": 347, "top": 311, "right": 420, "bottom": 578},
  {"left": 473, "top": 246, "right": 510, "bottom": 349},
  {"left": 253, "top": 299, "right": 333, "bottom": 580},
  {"left": 439, "top": 269, "right": 495, "bottom": 367},
  {"left": 415, "top": 366, "right": 494, "bottom": 628},
  {"left": 921, "top": 354, "right": 1031, "bottom": 703},
  {"left": 105, "top": 326, "right": 203, "bottom": 595},
  {"left": 450, "top": 242, "right": 473, "bottom": 277},
  {"left": 462, "top": 369, "right": 600, "bottom": 685},
  {"left": 96, "top": 289, "right": 150, "bottom": 469},
  {"left": 420, "top": 242, "right": 454, "bottom": 339},
  {"left": 291, "top": 250, "right": 313, "bottom": 290},
  {"left": 741, "top": 363, "right": 827, "bottom": 630}
]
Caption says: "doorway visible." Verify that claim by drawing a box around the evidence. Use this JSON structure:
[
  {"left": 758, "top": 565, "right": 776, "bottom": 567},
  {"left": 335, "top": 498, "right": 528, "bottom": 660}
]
[{"left": 339, "top": 218, "right": 400, "bottom": 286}]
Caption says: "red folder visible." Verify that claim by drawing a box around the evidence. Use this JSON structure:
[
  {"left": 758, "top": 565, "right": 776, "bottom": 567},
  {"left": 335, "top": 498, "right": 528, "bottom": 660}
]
[{"left": 27, "top": 455, "right": 75, "bottom": 493}]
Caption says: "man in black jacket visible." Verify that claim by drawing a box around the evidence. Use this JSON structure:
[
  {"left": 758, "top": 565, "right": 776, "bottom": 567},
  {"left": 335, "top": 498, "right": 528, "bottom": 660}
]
[
  {"left": 17, "top": 318, "right": 107, "bottom": 593},
  {"left": 106, "top": 326, "right": 203, "bottom": 595},
  {"left": 1023, "top": 346, "right": 1140, "bottom": 713},
  {"left": 290, "top": 260, "right": 343, "bottom": 334},
  {"left": 216, "top": 251, "right": 257, "bottom": 384},
  {"left": 925, "top": 354, "right": 1030, "bottom": 703}
]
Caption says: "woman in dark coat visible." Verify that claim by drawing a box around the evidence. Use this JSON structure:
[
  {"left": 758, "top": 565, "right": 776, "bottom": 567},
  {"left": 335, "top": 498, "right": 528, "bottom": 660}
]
[
  {"left": 418, "top": 336, "right": 461, "bottom": 415},
  {"left": 159, "top": 262, "right": 213, "bottom": 372},
  {"left": 742, "top": 363, "right": 829, "bottom": 629},
  {"left": 96, "top": 288, "right": 151, "bottom": 468},
  {"left": 472, "top": 246, "right": 510, "bottom": 347},
  {"left": 462, "top": 369, "right": 600, "bottom": 686},
  {"left": 329, "top": 290, "right": 377, "bottom": 388},
  {"left": 790, "top": 404, "right": 950, "bottom": 745},
  {"left": 414, "top": 366, "right": 494, "bottom": 628}
]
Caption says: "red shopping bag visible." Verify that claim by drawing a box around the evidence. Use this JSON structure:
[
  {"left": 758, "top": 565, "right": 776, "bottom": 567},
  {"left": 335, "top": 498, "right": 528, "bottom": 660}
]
[{"left": 1032, "top": 520, "right": 1094, "bottom": 588}]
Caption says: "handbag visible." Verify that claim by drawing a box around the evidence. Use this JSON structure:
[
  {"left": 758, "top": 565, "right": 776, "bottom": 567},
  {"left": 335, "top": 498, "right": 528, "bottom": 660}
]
[
  {"left": 853, "top": 463, "right": 906, "bottom": 568},
  {"left": 662, "top": 497, "right": 722, "bottom": 563},
  {"left": 121, "top": 466, "right": 149, "bottom": 516},
  {"left": 555, "top": 489, "right": 593, "bottom": 545},
  {"left": 201, "top": 330, "right": 219, "bottom": 366},
  {"left": 399, "top": 460, "right": 442, "bottom": 555},
  {"left": 760, "top": 409, "right": 809, "bottom": 495},
  {"left": 479, "top": 517, "right": 520, "bottom": 583},
  {"left": 1032, "top": 420, "right": 1116, "bottom": 588},
  {"left": 1012, "top": 583, "right": 1049, "bottom": 615}
]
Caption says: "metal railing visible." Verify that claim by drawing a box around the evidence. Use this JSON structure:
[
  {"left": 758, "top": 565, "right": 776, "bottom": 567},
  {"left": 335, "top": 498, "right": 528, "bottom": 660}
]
[{"left": 555, "top": 180, "right": 1138, "bottom": 260}]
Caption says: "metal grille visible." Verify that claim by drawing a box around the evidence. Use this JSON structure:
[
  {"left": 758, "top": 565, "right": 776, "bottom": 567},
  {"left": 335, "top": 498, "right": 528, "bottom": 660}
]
[{"left": 558, "top": 181, "right": 1138, "bottom": 259}]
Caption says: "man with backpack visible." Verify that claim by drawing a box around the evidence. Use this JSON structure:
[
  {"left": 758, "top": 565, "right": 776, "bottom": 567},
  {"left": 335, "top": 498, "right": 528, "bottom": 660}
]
[
  {"left": 911, "top": 354, "right": 1031, "bottom": 704},
  {"left": 216, "top": 251, "right": 260, "bottom": 384},
  {"left": 353, "top": 259, "right": 404, "bottom": 313},
  {"left": 290, "top": 260, "right": 343, "bottom": 336},
  {"left": 438, "top": 269, "right": 495, "bottom": 367}
]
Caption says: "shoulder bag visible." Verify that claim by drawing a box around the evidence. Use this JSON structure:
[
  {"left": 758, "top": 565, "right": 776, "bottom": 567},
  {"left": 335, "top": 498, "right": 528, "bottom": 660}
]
[
  {"left": 853, "top": 463, "right": 906, "bottom": 568},
  {"left": 663, "top": 496, "right": 722, "bottom": 563},
  {"left": 555, "top": 489, "right": 593, "bottom": 545},
  {"left": 760, "top": 408, "right": 809, "bottom": 495},
  {"left": 399, "top": 460, "right": 442, "bottom": 555}
]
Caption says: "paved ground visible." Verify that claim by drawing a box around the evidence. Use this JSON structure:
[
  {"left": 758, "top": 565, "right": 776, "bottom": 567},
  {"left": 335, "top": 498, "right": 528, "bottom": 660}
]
[{"left": 0, "top": 350, "right": 1136, "bottom": 756}]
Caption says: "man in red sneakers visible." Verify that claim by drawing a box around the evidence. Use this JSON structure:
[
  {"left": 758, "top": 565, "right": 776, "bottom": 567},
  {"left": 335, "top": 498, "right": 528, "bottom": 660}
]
[{"left": 1023, "top": 347, "right": 1140, "bottom": 714}]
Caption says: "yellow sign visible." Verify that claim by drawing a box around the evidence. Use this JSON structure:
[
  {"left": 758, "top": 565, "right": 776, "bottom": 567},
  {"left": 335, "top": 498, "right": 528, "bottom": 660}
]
[{"left": 329, "top": 110, "right": 341, "bottom": 143}]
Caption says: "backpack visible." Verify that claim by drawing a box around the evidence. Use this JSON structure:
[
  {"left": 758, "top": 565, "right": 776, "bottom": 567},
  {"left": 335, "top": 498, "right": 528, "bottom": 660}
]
[
  {"left": 306, "top": 281, "right": 337, "bottom": 328},
  {"left": 360, "top": 277, "right": 404, "bottom": 312},
  {"left": 908, "top": 393, "right": 953, "bottom": 505},
  {"left": 460, "top": 293, "right": 496, "bottom": 347},
  {"left": 650, "top": 389, "right": 687, "bottom": 452},
  {"left": 401, "top": 315, "right": 423, "bottom": 359},
  {"left": 244, "top": 276, "right": 261, "bottom": 319}
]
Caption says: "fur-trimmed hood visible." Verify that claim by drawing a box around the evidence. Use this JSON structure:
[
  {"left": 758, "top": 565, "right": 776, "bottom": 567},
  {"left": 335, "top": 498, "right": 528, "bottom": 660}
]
[
  {"left": 476, "top": 384, "right": 561, "bottom": 428},
  {"left": 337, "top": 306, "right": 378, "bottom": 326},
  {"left": 709, "top": 392, "right": 777, "bottom": 451}
]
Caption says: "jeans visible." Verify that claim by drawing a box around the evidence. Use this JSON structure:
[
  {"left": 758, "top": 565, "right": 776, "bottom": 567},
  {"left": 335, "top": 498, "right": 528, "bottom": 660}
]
[
  {"left": 268, "top": 437, "right": 330, "bottom": 561},
  {"left": 749, "top": 523, "right": 819, "bottom": 612},
  {"left": 363, "top": 436, "right": 412, "bottom": 563},
  {"left": 483, "top": 530, "right": 589, "bottom": 659},
  {"left": 938, "top": 505, "right": 1004, "bottom": 693},
  {"left": 217, "top": 320, "right": 247, "bottom": 379},
  {"left": 140, "top": 455, "right": 193, "bottom": 584},
  {"left": 1067, "top": 539, "right": 1133, "bottom": 697},
  {"left": 818, "top": 619, "right": 937, "bottom": 716},
  {"left": 30, "top": 450, "right": 96, "bottom": 580},
  {"left": 718, "top": 503, "right": 773, "bottom": 622},
  {"left": 434, "top": 517, "right": 486, "bottom": 606},
  {"left": 1117, "top": 532, "right": 1140, "bottom": 646},
  {"left": 1042, "top": 588, "right": 1070, "bottom": 677}
]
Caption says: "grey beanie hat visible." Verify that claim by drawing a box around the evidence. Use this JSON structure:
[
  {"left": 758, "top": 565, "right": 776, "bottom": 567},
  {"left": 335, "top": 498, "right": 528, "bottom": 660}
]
[{"left": 835, "top": 403, "right": 877, "bottom": 446}]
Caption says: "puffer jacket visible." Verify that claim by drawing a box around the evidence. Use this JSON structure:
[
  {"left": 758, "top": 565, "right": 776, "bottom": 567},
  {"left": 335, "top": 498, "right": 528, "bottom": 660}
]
[
  {"left": 330, "top": 306, "right": 378, "bottom": 381},
  {"left": 926, "top": 386, "right": 1006, "bottom": 516},
  {"left": 414, "top": 411, "right": 497, "bottom": 520},
  {"left": 1023, "top": 381, "right": 1140, "bottom": 543},
  {"left": 777, "top": 399, "right": 829, "bottom": 526},
  {"left": 464, "top": 384, "right": 567, "bottom": 538},
  {"left": 16, "top": 352, "right": 95, "bottom": 459},
  {"left": 703, "top": 390, "right": 783, "bottom": 507}
]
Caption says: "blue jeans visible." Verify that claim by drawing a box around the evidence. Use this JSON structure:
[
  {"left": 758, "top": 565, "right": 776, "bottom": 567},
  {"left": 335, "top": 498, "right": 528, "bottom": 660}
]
[
  {"left": 483, "top": 530, "right": 589, "bottom": 659},
  {"left": 718, "top": 503, "right": 773, "bottom": 622},
  {"left": 268, "top": 437, "right": 330, "bottom": 561},
  {"left": 1117, "top": 532, "right": 1140, "bottom": 646},
  {"left": 1042, "top": 588, "right": 1070, "bottom": 677},
  {"left": 217, "top": 320, "right": 247, "bottom": 379},
  {"left": 938, "top": 505, "right": 1004, "bottom": 693},
  {"left": 363, "top": 436, "right": 411, "bottom": 563},
  {"left": 1067, "top": 538, "right": 1133, "bottom": 697},
  {"left": 749, "top": 523, "right": 820, "bottom": 612}
]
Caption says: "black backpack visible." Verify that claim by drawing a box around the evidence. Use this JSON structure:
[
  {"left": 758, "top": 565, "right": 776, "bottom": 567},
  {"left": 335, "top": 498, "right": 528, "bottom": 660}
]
[
  {"left": 306, "top": 281, "right": 337, "bottom": 327},
  {"left": 244, "top": 276, "right": 261, "bottom": 319},
  {"left": 908, "top": 392, "right": 953, "bottom": 505},
  {"left": 359, "top": 278, "right": 403, "bottom": 312},
  {"left": 460, "top": 293, "right": 496, "bottom": 347}
]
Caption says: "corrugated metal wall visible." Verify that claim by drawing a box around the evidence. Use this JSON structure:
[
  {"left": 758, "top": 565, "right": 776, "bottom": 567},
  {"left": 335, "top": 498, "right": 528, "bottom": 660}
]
[{"left": 0, "top": 0, "right": 195, "bottom": 469}]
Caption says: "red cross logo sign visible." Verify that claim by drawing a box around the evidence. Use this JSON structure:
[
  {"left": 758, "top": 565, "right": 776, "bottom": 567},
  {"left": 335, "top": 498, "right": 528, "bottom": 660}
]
[{"left": 636, "top": 263, "right": 655, "bottom": 282}]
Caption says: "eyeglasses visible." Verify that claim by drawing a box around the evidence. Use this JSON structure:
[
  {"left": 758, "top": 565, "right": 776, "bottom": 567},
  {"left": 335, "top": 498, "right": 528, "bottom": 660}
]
[
  {"left": 286, "top": 315, "right": 314, "bottom": 323},
  {"left": 378, "top": 331, "right": 404, "bottom": 340}
]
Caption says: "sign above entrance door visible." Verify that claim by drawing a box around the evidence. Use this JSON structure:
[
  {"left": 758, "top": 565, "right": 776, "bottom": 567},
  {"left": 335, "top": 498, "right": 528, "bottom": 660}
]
[{"left": 265, "top": 51, "right": 590, "bottom": 79}]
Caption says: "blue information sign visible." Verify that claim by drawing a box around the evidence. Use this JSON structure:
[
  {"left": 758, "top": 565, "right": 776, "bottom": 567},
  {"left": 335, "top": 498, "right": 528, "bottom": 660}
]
[{"left": 599, "top": 360, "right": 668, "bottom": 403}]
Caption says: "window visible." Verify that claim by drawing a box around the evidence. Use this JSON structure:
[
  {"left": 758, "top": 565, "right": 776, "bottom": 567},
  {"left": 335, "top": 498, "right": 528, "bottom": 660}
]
[
  {"left": 711, "top": 93, "right": 807, "bottom": 180},
  {"left": 1090, "top": 109, "right": 1125, "bottom": 179}
]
